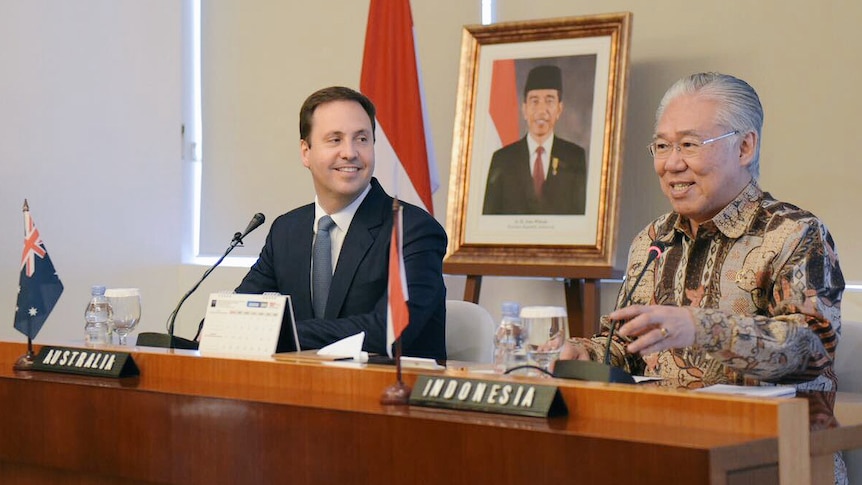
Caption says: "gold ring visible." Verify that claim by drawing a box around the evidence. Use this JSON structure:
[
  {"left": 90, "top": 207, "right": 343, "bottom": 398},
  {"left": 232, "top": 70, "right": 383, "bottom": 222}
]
[{"left": 659, "top": 327, "right": 669, "bottom": 339}]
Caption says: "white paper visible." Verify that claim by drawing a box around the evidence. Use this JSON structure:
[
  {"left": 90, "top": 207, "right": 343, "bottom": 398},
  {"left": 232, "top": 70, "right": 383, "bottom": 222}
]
[
  {"left": 400, "top": 356, "right": 445, "bottom": 370},
  {"left": 317, "top": 332, "right": 367, "bottom": 361},
  {"left": 634, "top": 375, "right": 664, "bottom": 383},
  {"left": 694, "top": 384, "right": 796, "bottom": 398}
]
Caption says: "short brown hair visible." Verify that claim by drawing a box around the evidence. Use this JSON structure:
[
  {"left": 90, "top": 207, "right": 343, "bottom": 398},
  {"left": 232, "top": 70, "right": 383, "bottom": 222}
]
[{"left": 299, "top": 86, "right": 376, "bottom": 146}]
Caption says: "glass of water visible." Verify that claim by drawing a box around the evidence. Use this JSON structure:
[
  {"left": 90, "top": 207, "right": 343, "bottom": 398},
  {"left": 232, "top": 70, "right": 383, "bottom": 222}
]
[
  {"left": 106, "top": 288, "right": 141, "bottom": 346},
  {"left": 521, "top": 306, "right": 567, "bottom": 374}
]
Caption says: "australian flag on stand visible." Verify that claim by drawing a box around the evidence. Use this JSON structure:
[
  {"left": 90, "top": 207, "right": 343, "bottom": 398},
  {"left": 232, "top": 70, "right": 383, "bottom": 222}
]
[{"left": 14, "top": 200, "right": 63, "bottom": 340}]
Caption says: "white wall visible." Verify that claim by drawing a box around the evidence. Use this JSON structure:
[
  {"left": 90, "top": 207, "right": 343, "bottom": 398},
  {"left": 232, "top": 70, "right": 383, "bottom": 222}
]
[
  {"left": 0, "top": 0, "right": 185, "bottom": 343},
  {"left": 1, "top": 0, "right": 860, "bottom": 347}
]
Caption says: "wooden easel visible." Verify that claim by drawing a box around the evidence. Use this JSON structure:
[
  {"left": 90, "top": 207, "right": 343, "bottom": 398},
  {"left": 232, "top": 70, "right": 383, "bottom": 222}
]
[{"left": 449, "top": 264, "right": 617, "bottom": 338}]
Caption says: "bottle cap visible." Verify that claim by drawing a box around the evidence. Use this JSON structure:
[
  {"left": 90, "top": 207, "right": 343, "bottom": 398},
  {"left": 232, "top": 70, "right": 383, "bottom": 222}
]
[
  {"left": 105, "top": 288, "right": 141, "bottom": 298},
  {"left": 91, "top": 285, "right": 107, "bottom": 296},
  {"left": 502, "top": 301, "right": 521, "bottom": 316}
]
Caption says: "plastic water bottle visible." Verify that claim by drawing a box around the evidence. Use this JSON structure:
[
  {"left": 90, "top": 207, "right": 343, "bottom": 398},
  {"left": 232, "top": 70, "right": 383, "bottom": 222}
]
[
  {"left": 493, "top": 301, "right": 523, "bottom": 373},
  {"left": 84, "top": 285, "right": 112, "bottom": 346}
]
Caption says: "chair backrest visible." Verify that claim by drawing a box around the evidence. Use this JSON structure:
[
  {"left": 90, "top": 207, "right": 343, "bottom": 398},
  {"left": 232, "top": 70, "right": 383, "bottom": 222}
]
[
  {"left": 836, "top": 320, "right": 862, "bottom": 393},
  {"left": 445, "top": 300, "right": 496, "bottom": 363},
  {"left": 835, "top": 320, "right": 862, "bottom": 483}
]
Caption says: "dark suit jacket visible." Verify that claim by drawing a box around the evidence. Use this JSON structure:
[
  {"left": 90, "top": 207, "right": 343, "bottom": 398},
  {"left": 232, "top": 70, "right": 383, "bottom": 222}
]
[
  {"left": 482, "top": 135, "right": 587, "bottom": 215},
  {"left": 235, "top": 178, "right": 447, "bottom": 360}
]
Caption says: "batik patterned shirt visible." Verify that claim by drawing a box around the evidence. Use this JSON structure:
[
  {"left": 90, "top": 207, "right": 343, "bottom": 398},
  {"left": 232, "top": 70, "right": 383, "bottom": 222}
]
[{"left": 576, "top": 182, "right": 844, "bottom": 391}]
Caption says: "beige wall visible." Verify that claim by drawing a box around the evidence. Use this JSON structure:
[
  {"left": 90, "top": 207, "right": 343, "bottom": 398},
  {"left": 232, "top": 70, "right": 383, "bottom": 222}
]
[
  {"left": 198, "top": 0, "right": 481, "bottom": 257},
  {"left": 466, "top": 1, "right": 862, "bottom": 324},
  {"left": 463, "top": 0, "right": 862, "bottom": 323},
  {"left": 1, "top": 0, "right": 860, "bottom": 346},
  {"left": 499, "top": 0, "right": 861, "bottom": 274}
]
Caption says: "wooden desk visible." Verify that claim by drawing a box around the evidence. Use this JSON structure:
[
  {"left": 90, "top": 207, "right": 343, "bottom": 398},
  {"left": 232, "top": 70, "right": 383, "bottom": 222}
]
[{"left": 0, "top": 341, "right": 858, "bottom": 485}]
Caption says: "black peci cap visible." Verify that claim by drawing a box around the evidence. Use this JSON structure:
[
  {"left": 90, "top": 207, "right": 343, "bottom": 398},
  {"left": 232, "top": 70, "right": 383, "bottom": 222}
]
[{"left": 524, "top": 65, "right": 562, "bottom": 98}]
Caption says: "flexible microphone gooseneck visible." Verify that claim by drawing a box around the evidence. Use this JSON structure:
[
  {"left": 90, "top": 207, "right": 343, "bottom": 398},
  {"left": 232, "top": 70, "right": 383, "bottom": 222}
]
[
  {"left": 136, "top": 213, "right": 265, "bottom": 350},
  {"left": 602, "top": 241, "right": 668, "bottom": 366},
  {"left": 553, "top": 241, "right": 668, "bottom": 383}
]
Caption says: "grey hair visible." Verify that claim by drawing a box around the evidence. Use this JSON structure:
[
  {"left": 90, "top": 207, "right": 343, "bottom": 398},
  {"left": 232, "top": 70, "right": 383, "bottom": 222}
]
[{"left": 655, "top": 72, "right": 763, "bottom": 181}]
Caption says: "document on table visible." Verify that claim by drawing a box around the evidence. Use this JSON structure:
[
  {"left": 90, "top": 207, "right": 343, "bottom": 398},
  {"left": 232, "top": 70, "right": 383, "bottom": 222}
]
[
  {"left": 694, "top": 384, "right": 797, "bottom": 398},
  {"left": 634, "top": 375, "right": 664, "bottom": 383},
  {"left": 198, "top": 292, "right": 287, "bottom": 357},
  {"left": 316, "top": 332, "right": 367, "bottom": 361}
]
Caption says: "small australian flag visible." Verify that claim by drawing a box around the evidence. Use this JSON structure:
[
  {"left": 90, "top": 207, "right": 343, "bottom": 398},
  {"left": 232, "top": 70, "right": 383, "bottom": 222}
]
[{"left": 14, "top": 200, "right": 63, "bottom": 340}]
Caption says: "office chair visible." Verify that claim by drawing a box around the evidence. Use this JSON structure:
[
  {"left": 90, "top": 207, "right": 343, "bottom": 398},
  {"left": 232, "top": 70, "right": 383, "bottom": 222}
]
[{"left": 445, "top": 300, "right": 496, "bottom": 363}]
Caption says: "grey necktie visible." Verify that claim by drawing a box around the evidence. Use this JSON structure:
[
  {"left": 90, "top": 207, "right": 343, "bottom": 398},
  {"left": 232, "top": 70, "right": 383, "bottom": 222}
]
[{"left": 312, "top": 215, "right": 335, "bottom": 318}]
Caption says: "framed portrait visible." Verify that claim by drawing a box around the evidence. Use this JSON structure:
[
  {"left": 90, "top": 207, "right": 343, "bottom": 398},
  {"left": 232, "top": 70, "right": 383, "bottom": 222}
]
[{"left": 444, "top": 13, "right": 632, "bottom": 278}]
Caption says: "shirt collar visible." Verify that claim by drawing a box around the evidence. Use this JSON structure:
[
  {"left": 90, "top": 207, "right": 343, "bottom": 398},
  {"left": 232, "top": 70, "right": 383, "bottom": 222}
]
[
  {"left": 526, "top": 134, "right": 554, "bottom": 157},
  {"left": 314, "top": 183, "right": 372, "bottom": 233},
  {"left": 673, "top": 181, "right": 763, "bottom": 239}
]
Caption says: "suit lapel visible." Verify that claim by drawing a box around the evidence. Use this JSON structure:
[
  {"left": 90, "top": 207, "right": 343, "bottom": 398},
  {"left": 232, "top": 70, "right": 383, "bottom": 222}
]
[
  {"left": 325, "top": 180, "right": 388, "bottom": 317},
  {"left": 548, "top": 135, "right": 561, "bottom": 181},
  {"left": 518, "top": 137, "right": 531, "bottom": 176}
]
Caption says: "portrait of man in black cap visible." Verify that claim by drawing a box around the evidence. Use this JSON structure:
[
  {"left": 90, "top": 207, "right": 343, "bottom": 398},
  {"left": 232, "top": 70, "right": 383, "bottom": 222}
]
[{"left": 482, "top": 64, "right": 587, "bottom": 215}]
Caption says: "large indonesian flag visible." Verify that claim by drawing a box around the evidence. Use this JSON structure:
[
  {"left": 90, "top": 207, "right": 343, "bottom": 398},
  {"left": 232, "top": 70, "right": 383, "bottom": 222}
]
[{"left": 360, "top": 0, "right": 438, "bottom": 214}]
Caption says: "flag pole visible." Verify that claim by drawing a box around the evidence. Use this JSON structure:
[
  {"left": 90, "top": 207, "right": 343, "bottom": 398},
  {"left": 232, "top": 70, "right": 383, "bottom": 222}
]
[
  {"left": 380, "top": 335, "right": 410, "bottom": 404},
  {"left": 14, "top": 200, "right": 36, "bottom": 370},
  {"left": 380, "top": 198, "right": 411, "bottom": 405},
  {"left": 14, "top": 335, "right": 36, "bottom": 371}
]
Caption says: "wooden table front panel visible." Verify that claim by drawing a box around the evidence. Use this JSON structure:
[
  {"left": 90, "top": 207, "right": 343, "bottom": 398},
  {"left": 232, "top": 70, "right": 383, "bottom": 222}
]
[{"left": 0, "top": 342, "right": 800, "bottom": 484}]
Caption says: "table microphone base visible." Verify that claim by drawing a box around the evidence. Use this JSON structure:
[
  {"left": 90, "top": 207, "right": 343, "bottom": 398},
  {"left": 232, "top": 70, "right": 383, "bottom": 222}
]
[
  {"left": 553, "top": 359, "right": 635, "bottom": 384},
  {"left": 136, "top": 332, "right": 199, "bottom": 350}
]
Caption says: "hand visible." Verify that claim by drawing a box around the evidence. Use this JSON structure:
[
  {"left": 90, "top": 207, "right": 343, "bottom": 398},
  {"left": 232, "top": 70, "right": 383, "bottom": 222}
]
[
  {"left": 558, "top": 339, "right": 591, "bottom": 361},
  {"left": 537, "top": 333, "right": 565, "bottom": 352},
  {"left": 609, "top": 305, "right": 696, "bottom": 355}
]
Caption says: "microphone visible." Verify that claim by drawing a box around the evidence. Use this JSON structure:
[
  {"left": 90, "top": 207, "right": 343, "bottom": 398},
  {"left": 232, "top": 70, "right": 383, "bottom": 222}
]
[
  {"left": 136, "top": 213, "right": 266, "bottom": 350},
  {"left": 554, "top": 241, "right": 668, "bottom": 384},
  {"left": 233, "top": 212, "right": 265, "bottom": 244}
]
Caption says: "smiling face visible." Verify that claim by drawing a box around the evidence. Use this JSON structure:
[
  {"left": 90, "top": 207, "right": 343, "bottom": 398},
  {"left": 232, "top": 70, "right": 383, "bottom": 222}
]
[
  {"left": 522, "top": 89, "right": 563, "bottom": 144},
  {"left": 653, "top": 94, "right": 756, "bottom": 232},
  {"left": 301, "top": 99, "right": 375, "bottom": 213}
]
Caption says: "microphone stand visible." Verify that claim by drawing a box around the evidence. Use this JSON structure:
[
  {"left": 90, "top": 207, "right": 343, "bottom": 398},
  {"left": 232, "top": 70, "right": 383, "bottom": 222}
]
[
  {"left": 554, "top": 242, "right": 667, "bottom": 384},
  {"left": 552, "top": 338, "right": 637, "bottom": 384},
  {"left": 167, "top": 233, "right": 246, "bottom": 346},
  {"left": 600, "top": 259, "right": 653, "bottom": 368},
  {"left": 137, "top": 220, "right": 262, "bottom": 350}
]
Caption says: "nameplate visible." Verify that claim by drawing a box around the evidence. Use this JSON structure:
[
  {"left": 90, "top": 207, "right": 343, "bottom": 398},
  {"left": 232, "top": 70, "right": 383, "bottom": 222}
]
[
  {"left": 32, "top": 346, "right": 139, "bottom": 378},
  {"left": 409, "top": 375, "right": 567, "bottom": 418}
]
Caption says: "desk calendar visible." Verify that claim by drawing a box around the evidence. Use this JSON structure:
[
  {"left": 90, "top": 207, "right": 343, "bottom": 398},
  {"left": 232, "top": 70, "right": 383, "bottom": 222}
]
[{"left": 198, "top": 292, "right": 291, "bottom": 357}]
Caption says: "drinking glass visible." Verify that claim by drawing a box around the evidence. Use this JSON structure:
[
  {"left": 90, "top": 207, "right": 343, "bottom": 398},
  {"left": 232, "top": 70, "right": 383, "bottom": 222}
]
[
  {"left": 106, "top": 288, "right": 142, "bottom": 346},
  {"left": 521, "top": 306, "right": 567, "bottom": 374}
]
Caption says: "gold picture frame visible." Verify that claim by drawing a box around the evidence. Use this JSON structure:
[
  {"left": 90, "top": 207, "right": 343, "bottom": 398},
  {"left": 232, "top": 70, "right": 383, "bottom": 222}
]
[{"left": 444, "top": 12, "right": 632, "bottom": 278}]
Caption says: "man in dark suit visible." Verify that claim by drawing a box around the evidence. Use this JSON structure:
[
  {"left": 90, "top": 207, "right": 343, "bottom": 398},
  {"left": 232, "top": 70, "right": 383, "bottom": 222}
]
[
  {"left": 482, "top": 65, "right": 587, "bottom": 215},
  {"left": 236, "top": 86, "right": 447, "bottom": 360}
]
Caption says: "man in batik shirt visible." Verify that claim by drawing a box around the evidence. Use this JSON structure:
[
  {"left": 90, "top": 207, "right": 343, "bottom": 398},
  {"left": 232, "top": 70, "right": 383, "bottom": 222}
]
[{"left": 559, "top": 71, "right": 846, "bottom": 481}]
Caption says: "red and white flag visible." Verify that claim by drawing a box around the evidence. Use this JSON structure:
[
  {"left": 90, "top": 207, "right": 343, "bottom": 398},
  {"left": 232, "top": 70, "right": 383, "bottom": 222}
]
[
  {"left": 360, "top": 0, "right": 438, "bottom": 214},
  {"left": 386, "top": 204, "right": 409, "bottom": 357},
  {"left": 489, "top": 59, "right": 521, "bottom": 148}
]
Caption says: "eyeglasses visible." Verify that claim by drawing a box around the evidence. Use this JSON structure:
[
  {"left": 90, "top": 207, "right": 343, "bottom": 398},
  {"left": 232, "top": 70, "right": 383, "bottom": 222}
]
[{"left": 647, "top": 130, "right": 739, "bottom": 159}]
